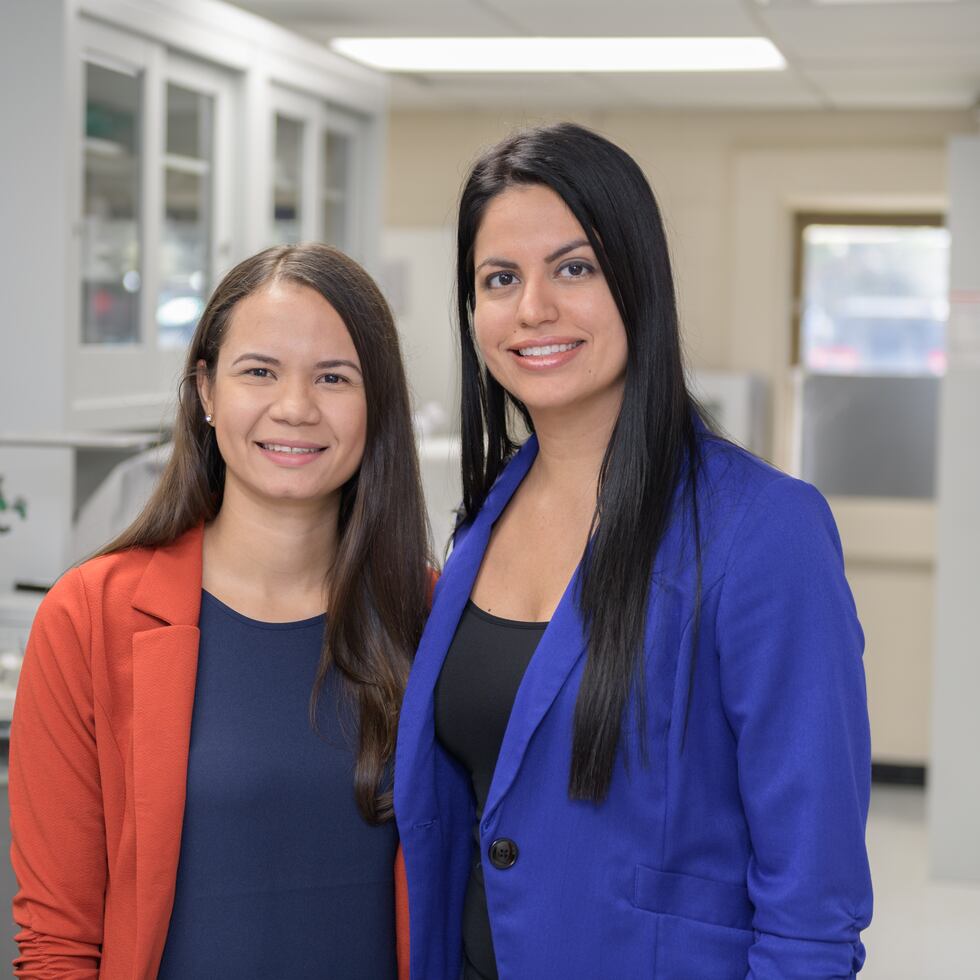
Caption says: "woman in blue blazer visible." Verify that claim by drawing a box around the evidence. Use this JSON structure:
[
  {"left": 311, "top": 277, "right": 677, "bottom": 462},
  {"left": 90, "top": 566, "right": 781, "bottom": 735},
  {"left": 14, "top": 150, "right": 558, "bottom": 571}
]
[{"left": 395, "top": 123, "right": 873, "bottom": 979}]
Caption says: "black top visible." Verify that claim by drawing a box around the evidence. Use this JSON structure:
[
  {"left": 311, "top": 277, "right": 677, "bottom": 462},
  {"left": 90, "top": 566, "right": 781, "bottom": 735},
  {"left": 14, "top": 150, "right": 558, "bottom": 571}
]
[
  {"left": 434, "top": 599, "right": 548, "bottom": 980},
  {"left": 157, "top": 591, "right": 398, "bottom": 980}
]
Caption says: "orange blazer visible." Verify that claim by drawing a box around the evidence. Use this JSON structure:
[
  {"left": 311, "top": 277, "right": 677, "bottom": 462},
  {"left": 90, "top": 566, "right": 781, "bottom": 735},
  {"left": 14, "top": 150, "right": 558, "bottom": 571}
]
[{"left": 9, "top": 525, "right": 409, "bottom": 979}]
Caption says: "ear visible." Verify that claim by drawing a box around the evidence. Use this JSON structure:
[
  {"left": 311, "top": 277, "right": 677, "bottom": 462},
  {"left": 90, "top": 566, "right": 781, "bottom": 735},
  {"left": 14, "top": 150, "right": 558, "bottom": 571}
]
[{"left": 196, "top": 359, "right": 213, "bottom": 419}]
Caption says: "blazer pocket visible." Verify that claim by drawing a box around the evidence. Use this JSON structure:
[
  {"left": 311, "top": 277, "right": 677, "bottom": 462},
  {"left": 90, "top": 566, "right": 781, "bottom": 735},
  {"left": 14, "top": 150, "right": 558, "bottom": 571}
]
[{"left": 632, "top": 865, "right": 754, "bottom": 933}]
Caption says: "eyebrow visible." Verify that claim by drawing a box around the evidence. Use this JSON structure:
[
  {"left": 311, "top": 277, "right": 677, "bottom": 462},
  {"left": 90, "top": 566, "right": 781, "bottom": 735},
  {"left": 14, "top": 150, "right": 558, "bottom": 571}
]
[
  {"left": 474, "top": 238, "right": 592, "bottom": 273},
  {"left": 231, "top": 353, "right": 362, "bottom": 374},
  {"left": 545, "top": 239, "right": 591, "bottom": 263}
]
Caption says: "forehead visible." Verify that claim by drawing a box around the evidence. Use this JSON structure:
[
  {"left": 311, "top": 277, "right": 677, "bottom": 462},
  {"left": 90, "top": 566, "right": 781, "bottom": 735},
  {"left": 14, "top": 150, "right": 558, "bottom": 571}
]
[
  {"left": 222, "top": 281, "right": 358, "bottom": 359},
  {"left": 475, "top": 185, "right": 587, "bottom": 257}
]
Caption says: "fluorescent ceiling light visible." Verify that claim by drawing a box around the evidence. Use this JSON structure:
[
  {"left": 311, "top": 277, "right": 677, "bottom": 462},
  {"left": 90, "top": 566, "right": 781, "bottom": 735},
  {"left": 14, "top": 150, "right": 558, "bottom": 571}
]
[{"left": 330, "top": 37, "right": 786, "bottom": 73}]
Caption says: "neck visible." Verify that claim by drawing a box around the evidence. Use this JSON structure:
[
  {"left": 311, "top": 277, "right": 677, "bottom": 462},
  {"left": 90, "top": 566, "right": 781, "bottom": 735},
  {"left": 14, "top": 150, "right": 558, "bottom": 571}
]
[
  {"left": 525, "top": 386, "right": 623, "bottom": 503},
  {"left": 203, "top": 484, "right": 340, "bottom": 608}
]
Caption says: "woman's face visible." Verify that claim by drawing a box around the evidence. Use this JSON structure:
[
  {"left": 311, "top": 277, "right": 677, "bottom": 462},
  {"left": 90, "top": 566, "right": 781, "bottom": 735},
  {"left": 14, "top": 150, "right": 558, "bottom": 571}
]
[
  {"left": 471, "top": 184, "right": 628, "bottom": 420},
  {"left": 198, "top": 281, "right": 367, "bottom": 513}
]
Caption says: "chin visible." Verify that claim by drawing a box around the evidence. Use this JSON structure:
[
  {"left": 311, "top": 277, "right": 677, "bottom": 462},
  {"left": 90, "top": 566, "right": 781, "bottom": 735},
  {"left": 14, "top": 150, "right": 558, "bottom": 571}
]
[
  {"left": 257, "top": 481, "right": 321, "bottom": 504},
  {"left": 510, "top": 386, "right": 584, "bottom": 414},
  {"left": 521, "top": 378, "right": 625, "bottom": 416}
]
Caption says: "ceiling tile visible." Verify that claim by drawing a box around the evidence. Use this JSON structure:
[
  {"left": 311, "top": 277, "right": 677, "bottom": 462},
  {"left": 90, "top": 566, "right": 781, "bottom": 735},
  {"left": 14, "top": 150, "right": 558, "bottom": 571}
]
[
  {"left": 481, "top": 0, "right": 763, "bottom": 36},
  {"left": 804, "top": 66, "right": 980, "bottom": 106},
  {"left": 595, "top": 69, "right": 825, "bottom": 108},
  {"left": 231, "top": 0, "right": 509, "bottom": 36},
  {"left": 388, "top": 71, "right": 617, "bottom": 109},
  {"left": 758, "top": 3, "right": 980, "bottom": 63},
  {"left": 386, "top": 69, "right": 826, "bottom": 110},
  {"left": 222, "top": 0, "right": 980, "bottom": 110}
]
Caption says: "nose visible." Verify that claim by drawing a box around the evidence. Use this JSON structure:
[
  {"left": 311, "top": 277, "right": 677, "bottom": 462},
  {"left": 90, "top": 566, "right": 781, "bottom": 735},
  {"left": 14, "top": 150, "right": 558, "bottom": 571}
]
[
  {"left": 516, "top": 273, "right": 558, "bottom": 328},
  {"left": 269, "top": 377, "right": 320, "bottom": 426}
]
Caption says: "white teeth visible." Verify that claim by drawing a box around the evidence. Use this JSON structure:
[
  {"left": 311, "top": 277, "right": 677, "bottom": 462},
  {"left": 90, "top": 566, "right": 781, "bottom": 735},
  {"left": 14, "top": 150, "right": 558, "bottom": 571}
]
[
  {"left": 261, "top": 443, "right": 321, "bottom": 454},
  {"left": 516, "top": 342, "right": 581, "bottom": 357}
]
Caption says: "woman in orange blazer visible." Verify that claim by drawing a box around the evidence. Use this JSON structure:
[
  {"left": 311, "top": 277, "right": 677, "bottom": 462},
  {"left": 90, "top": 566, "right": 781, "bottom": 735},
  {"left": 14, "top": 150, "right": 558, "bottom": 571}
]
[{"left": 9, "top": 244, "right": 427, "bottom": 979}]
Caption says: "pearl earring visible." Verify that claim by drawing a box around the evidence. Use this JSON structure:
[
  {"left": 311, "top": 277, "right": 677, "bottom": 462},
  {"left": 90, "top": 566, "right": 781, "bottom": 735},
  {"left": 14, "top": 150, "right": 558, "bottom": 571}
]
[{"left": 205, "top": 414, "right": 213, "bottom": 425}]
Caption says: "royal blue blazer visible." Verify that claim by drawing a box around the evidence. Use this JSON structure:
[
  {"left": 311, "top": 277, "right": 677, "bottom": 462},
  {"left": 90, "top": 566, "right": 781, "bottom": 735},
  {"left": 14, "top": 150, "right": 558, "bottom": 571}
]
[{"left": 395, "top": 431, "right": 873, "bottom": 979}]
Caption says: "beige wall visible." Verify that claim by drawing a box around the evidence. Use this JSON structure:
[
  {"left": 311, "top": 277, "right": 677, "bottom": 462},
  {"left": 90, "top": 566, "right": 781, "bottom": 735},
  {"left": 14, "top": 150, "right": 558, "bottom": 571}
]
[
  {"left": 385, "top": 106, "right": 977, "bottom": 765},
  {"left": 386, "top": 108, "right": 973, "bottom": 371}
]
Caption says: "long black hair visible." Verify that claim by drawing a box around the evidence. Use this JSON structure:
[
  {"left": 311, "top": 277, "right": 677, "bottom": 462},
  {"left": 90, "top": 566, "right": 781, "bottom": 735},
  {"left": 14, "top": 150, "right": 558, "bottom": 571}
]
[
  {"left": 456, "top": 123, "right": 704, "bottom": 801},
  {"left": 98, "top": 244, "right": 430, "bottom": 823}
]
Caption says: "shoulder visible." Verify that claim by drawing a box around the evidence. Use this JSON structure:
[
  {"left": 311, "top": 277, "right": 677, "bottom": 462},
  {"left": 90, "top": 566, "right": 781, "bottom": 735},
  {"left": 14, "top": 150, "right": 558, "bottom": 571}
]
[
  {"left": 698, "top": 433, "right": 787, "bottom": 500},
  {"left": 698, "top": 431, "right": 826, "bottom": 512},
  {"left": 36, "top": 526, "right": 202, "bottom": 633},
  {"left": 31, "top": 546, "right": 155, "bottom": 638},
  {"left": 693, "top": 434, "right": 841, "bottom": 576},
  {"left": 69, "top": 545, "right": 157, "bottom": 604}
]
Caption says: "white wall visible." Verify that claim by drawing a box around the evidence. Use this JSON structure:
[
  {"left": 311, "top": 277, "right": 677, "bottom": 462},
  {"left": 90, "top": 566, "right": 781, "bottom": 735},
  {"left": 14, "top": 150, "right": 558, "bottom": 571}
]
[
  {"left": 0, "top": 0, "right": 76, "bottom": 589},
  {"left": 380, "top": 226, "right": 457, "bottom": 425},
  {"left": 929, "top": 135, "right": 980, "bottom": 882}
]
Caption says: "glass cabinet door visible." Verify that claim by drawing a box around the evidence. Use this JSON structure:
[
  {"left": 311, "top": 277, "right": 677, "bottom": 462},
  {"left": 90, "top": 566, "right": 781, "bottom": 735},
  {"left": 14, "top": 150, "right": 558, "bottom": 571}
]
[
  {"left": 82, "top": 61, "right": 142, "bottom": 345},
  {"left": 322, "top": 128, "right": 352, "bottom": 250},
  {"left": 273, "top": 114, "right": 304, "bottom": 245},
  {"left": 158, "top": 83, "right": 214, "bottom": 349},
  {"left": 270, "top": 92, "right": 367, "bottom": 256},
  {"left": 320, "top": 106, "right": 366, "bottom": 259},
  {"left": 70, "top": 14, "right": 379, "bottom": 431}
]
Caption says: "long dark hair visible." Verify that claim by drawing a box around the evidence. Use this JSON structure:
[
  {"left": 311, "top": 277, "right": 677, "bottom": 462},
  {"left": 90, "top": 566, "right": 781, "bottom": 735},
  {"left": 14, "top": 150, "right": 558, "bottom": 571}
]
[
  {"left": 98, "top": 243, "right": 430, "bottom": 823},
  {"left": 456, "top": 123, "right": 705, "bottom": 802}
]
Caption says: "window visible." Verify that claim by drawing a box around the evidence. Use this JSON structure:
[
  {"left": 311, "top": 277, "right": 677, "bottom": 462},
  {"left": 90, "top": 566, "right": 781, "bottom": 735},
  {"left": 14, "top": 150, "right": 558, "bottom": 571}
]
[{"left": 793, "top": 215, "right": 950, "bottom": 499}]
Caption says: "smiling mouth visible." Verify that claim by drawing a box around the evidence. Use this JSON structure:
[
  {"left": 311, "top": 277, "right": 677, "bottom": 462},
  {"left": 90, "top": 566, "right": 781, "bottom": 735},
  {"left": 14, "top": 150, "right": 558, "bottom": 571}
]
[
  {"left": 514, "top": 341, "right": 584, "bottom": 357},
  {"left": 256, "top": 442, "right": 326, "bottom": 455}
]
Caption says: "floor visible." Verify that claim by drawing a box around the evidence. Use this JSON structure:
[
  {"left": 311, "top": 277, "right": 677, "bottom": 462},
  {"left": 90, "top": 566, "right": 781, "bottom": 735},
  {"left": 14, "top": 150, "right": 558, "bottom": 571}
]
[{"left": 862, "top": 785, "right": 980, "bottom": 980}]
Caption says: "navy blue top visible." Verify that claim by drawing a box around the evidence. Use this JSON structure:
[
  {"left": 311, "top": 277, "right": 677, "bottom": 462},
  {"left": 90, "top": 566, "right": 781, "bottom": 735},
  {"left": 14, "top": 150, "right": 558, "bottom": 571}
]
[{"left": 157, "top": 591, "right": 397, "bottom": 980}]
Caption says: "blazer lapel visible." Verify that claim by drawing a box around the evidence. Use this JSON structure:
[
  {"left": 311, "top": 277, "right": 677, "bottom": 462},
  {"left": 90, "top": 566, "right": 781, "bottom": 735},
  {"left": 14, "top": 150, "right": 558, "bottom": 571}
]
[
  {"left": 396, "top": 440, "right": 537, "bottom": 825},
  {"left": 398, "top": 437, "right": 589, "bottom": 827},
  {"left": 482, "top": 567, "right": 587, "bottom": 823},
  {"left": 129, "top": 526, "right": 203, "bottom": 969}
]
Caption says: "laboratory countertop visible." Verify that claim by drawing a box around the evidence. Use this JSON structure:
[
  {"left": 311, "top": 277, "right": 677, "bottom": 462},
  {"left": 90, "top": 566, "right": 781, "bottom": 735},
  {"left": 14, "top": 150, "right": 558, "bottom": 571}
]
[{"left": 0, "top": 431, "right": 163, "bottom": 451}]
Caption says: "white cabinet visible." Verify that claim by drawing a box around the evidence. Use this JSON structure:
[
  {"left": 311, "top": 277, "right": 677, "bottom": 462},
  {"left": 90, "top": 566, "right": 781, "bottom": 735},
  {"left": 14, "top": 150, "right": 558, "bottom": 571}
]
[
  {"left": 63, "top": 1, "right": 386, "bottom": 431},
  {"left": 0, "top": 0, "right": 387, "bottom": 589},
  {"left": 74, "top": 21, "right": 241, "bottom": 425},
  {"left": 271, "top": 88, "right": 369, "bottom": 261}
]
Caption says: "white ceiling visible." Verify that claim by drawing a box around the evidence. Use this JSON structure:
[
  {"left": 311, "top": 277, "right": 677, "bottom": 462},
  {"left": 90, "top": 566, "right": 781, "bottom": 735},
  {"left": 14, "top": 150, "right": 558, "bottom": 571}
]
[{"left": 225, "top": 0, "right": 980, "bottom": 110}]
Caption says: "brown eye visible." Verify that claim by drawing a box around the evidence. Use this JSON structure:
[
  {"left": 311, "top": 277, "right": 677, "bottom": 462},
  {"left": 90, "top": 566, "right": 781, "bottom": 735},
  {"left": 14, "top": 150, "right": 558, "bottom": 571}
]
[
  {"left": 487, "top": 271, "right": 518, "bottom": 289},
  {"left": 559, "top": 261, "right": 593, "bottom": 279}
]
